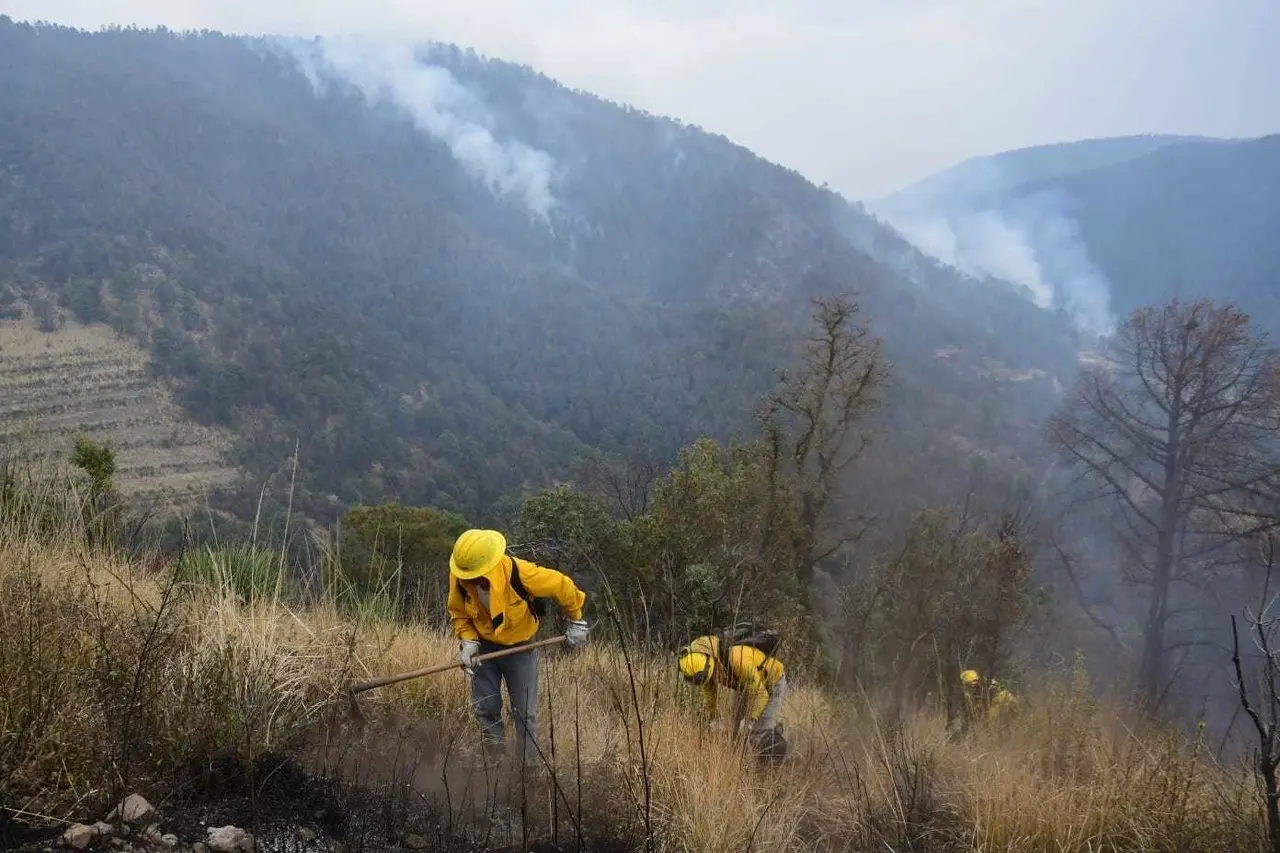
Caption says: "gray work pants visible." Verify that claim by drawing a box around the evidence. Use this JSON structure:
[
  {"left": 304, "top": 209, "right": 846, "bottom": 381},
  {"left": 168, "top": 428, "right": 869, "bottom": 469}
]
[
  {"left": 470, "top": 639, "right": 539, "bottom": 766},
  {"left": 732, "top": 674, "right": 788, "bottom": 732},
  {"left": 757, "top": 675, "right": 787, "bottom": 730}
]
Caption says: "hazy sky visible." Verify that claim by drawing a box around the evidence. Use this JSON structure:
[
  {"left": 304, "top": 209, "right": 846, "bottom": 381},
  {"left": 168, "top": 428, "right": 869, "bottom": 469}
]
[{"left": 8, "top": 0, "right": 1279, "bottom": 199}]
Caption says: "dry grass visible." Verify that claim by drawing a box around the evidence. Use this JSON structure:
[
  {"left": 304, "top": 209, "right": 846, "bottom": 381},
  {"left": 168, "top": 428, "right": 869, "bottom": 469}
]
[{"left": 0, "top": 517, "right": 1267, "bottom": 851}]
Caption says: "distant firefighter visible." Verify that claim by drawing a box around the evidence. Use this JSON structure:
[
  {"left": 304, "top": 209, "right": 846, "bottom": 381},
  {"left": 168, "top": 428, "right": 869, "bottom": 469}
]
[{"left": 958, "top": 668, "right": 1016, "bottom": 730}]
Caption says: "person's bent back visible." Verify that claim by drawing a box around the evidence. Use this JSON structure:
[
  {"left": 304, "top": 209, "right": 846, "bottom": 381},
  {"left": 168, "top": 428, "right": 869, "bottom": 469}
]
[{"left": 678, "top": 634, "right": 787, "bottom": 743}]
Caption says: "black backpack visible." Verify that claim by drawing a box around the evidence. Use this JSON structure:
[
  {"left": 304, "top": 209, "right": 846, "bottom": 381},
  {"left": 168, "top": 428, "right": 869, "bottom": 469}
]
[
  {"left": 508, "top": 557, "right": 550, "bottom": 622},
  {"left": 717, "top": 621, "right": 782, "bottom": 676}
]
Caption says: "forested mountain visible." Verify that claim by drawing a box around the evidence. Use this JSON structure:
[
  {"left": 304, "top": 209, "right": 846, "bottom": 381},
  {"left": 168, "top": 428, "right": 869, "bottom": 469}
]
[
  {"left": 0, "top": 18, "right": 1081, "bottom": 523},
  {"left": 871, "top": 133, "right": 1280, "bottom": 336}
]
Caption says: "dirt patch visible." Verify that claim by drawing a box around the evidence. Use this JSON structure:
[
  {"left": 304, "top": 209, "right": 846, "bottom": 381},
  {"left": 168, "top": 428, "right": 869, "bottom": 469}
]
[
  {"left": 298, "top": 714, "right": 556, "bottom": 846},
  {"left": 282, "top": 711, "right": 642, "bottom": 853}
]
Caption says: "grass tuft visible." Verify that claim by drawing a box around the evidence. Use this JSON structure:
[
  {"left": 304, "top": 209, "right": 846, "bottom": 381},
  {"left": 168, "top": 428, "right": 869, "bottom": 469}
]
[{"left": 176, "top": 545, "right": 285, "bottom": 604}]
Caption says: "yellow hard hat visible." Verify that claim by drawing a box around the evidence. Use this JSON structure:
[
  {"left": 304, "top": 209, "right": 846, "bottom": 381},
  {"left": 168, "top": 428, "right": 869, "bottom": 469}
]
[
  {"left": 960, "top": 669, "right": 980, "bottom": 685},
  {"left": 449, "top": 529, "right": 507, "bottom": 580},
  {"left": 679, "top": 649, "right": 714, "bottom": 685}
]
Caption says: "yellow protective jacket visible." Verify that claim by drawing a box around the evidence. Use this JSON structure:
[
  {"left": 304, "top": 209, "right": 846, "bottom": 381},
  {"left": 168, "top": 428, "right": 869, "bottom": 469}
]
[
  {"left": 961, "top": 676, "right": 1017, "bottom": 722},
  {"left": 686, "top": 635, "right": 786, "bottom": 722},
  {"left": 447, "top": 555, "right": 586, "bottom": 646}
]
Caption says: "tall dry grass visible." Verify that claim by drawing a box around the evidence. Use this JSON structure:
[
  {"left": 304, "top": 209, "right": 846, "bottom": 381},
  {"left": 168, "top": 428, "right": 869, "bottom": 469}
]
[{"left": 0, "top": 481, "right": 1268, "bottom": 851}]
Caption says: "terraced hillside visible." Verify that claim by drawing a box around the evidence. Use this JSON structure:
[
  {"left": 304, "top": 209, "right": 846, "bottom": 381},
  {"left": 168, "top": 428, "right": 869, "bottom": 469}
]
[{"left": 0, "top": 317, "right": 242, "bottom": 506}]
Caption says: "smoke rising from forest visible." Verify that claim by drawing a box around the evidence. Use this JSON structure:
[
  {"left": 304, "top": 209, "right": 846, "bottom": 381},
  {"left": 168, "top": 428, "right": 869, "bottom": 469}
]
[
  {"left": 869, "top": 161, "right": 1115, "bottom": 337},
  {"left": 279, "top": 36, "right": 559, "bottom": 219}
]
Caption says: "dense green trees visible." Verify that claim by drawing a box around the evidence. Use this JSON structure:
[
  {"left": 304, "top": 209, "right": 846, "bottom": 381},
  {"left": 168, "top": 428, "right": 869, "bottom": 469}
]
[
  {"left": 0, "top": 18, "right": 1080, "bottom": 530},
  {"left": 490, "top": 294, "right": 889, "bottom": 668}
]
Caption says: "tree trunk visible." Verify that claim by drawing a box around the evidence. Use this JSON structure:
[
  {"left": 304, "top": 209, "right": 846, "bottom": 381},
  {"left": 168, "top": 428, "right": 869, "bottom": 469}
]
[
  {"left": 795, "top": 493, "right": 818, "bottom": 589},
  {"left": 1263, "top": 757, "right": 1280, "bottom": 853},
  {"left": 1138, "top": 515, "right": 1177, "bottom": 708},
  {"left": 1139, "top": 405, "right": 1184, "bottom": 711},
  {"left": 1137, "top": 555, "right": 1171, "bottom": 709}
]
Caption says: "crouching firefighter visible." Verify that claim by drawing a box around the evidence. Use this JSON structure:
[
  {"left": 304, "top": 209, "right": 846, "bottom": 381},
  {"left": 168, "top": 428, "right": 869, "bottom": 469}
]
[
  {"left": 447, "top": 529, "right": 590, "bottom": 766},
  {"left": 678, "top": 626, "right": 789, "bottom": 762},
  {"left": 955, "top": 668, "right": 1016, "bottom": 735}
]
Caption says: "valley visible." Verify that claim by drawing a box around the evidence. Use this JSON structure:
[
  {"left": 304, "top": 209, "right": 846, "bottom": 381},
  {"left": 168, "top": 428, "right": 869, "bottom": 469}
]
[{"left": 1, "top": 12, "right": 1278, "bottom": 853}]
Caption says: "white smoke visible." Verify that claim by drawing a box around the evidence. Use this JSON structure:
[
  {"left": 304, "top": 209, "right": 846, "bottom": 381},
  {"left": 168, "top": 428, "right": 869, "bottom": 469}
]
[
  {"left": 869, "top": 167, "right": 1115, "bottom": 336},
  {"left": 280, "top": 36, "right": 558, "bottom": 220}
]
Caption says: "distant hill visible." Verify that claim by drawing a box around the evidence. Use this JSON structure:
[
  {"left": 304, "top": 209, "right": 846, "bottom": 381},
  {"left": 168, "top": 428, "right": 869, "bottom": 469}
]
[
  {"left": 877, "top": 134, "right": 1222, "bottom": 209},
  {"left": 1037, "top": 135, "right": 1280, "bottom": 319},
  {"left": 869, "top": 134, "right": 1280, "bottom": 337},
  {"left": 0, "top": 18, "right": 1080, "bottom": 523}
]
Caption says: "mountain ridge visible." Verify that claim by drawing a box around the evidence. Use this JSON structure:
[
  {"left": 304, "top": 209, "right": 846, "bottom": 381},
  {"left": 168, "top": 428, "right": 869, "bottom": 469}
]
[
  {"left": 866, "top": 132, "right": 1280, "bottom": 337},
  {"left": 873, "top": 133, "right": 1236, "bottom": 208},
  {"left": 0, "top": 19, "right": 1081, "bottom": 523}
]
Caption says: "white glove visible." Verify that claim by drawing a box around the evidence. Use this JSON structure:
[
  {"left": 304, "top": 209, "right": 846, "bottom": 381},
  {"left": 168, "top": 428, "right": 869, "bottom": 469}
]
[
  {"left": 460, "top": 640, "right": 481, "bottom": 675},
  {"left": 564, "top": 619, "right": 589, "bottom": 649}
]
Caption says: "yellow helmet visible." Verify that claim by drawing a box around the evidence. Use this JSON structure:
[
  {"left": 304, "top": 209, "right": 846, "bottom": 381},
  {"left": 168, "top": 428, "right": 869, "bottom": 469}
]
[
  {"left": 449, "top": 529, "right": 507, "bottom": 580},
  {"left": 679, "top": 649, "right": 714, "bottom": 685},
  {"left": 960, "top": 669, "right": 980, "bottom": 686}
]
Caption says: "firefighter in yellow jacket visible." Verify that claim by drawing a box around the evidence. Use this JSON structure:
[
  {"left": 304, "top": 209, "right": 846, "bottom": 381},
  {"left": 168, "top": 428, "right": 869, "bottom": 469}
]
[
  {"left": 678, "top": 634, "right": 787, "bottom": 757},
  {"left": 959, "top": 668, "right": 1016, "bottom": 727},
  {"left": 447, "top": 529, "right": 589, "bottom": 765}
]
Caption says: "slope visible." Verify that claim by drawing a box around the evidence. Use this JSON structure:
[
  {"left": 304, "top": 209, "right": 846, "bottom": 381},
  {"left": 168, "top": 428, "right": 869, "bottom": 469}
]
[
  {"left": 0, "top": 317, "right": 241, "bottom": 504},
  {"left": 0, "top": 19, "right": 1081, "bottom": 523},
  {"left": 1041, "top": 134, "right": 1280, "bottom": 322}
]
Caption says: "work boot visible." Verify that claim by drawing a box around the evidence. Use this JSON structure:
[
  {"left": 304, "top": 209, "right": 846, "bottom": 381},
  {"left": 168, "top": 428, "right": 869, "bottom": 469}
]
[{"left": 752, "top": 726, "right": 788, "bottom": 764}]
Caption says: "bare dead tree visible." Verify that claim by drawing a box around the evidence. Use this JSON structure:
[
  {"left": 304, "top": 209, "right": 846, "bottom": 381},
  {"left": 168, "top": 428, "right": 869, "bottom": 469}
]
[
  {"left": 759, "top": 293, "right": 888, "bottom": 590},
  {"left": 1232, "top": 531, "right": 1280, "bottom": 853},
  {"left": 1047, "top": 298, "right": 1280, "bottom": 710},
  {"left": 578, "top": 451, "right": 659, "bottom": 522}
]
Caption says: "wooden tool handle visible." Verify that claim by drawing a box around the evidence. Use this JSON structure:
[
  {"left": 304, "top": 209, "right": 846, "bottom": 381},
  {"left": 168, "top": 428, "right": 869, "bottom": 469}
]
[{"left": 347, "top": 634, "right": 568, "bottom": 695}]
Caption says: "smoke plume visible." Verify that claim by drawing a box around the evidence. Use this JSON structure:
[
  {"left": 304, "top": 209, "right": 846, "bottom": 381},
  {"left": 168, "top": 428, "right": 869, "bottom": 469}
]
[
  {"left": 869, "top": 163, "right": 1115, "bottom": 336},
  {"left": 280, "top": 36, "right": 558, "bottom": 219}
]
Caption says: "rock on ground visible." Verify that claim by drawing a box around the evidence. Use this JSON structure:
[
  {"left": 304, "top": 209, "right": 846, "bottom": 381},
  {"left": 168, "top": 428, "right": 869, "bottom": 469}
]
[
  {"left": 207, "top": 825, "right": 256, "bottom": 853},
  {"left": 120, "top": 794, "right": 155, "bottom": 827},
  {"left": 59, "top": 823, "right": 96, "bottom": 850}
]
